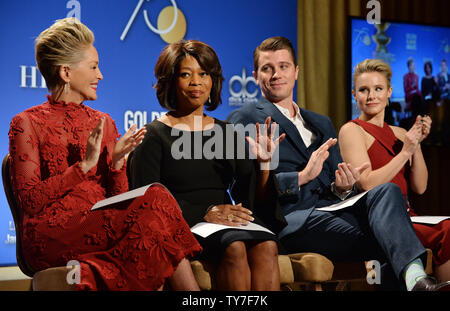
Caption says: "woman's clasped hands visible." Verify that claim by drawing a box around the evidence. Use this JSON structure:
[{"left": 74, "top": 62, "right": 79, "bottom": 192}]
[
  {"left": 204, "top": 203, "right": 255, "bottom": 227},
  {"left": 403, "top": 115, "right": 432, "bottom": 157}
]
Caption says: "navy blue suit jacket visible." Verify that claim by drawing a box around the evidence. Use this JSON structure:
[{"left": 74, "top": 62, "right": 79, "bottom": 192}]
[{"left": 227, "top": 97, "right": 356, "bottom": 239}]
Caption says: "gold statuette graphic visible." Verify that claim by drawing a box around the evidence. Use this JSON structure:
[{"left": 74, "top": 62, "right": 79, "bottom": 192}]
[
  {"left": 372, "top": 22, "right": 392, "bottom": 64},
  {"left": 372, "top": 22, "right": 391, "bottom": 54}
]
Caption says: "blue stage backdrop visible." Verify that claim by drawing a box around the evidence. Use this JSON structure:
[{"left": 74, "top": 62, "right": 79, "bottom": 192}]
[{"left": 0, "top": 0, "right": 297, "bottom": 265}]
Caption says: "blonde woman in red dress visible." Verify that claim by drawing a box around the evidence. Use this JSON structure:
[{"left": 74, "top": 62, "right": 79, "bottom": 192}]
[
  {"left": 8, "top": 18, "right": 202, "bottom": 290},
  {"left": 339, "top": 58, "right": 450, "bottom": 285}
]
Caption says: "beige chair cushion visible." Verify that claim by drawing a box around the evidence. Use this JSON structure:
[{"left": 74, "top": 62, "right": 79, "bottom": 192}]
[
  {"left": 288, "top": 253, "right": 334, "bottom": 282},
  {"left": 32, "top": 267, "right": 75, "bottom": 291},
  {"left": 190, "top": 260, "right": 215, "bottom": 291},
  {"left": 278, "top": 255, "right": 295, "bottom": 284}
]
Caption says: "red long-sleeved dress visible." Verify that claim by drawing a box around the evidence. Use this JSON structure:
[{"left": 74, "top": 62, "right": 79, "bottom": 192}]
[{"left": 8, "top": 95, "right": 201, "bottom": 290}]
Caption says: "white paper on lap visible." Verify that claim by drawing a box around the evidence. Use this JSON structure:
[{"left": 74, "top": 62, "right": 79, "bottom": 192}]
[
  {"left": 410, "top": 216, "right": 450, "bottom": 225},
  {"left": 190, "top": 222, "right": 274, "bottom": 238},
  {"left": 315, "top": 191, "right": 369, "bottom": 212},
  {"left": 91, "top": 183, "right": 159, "bottom": 210}
]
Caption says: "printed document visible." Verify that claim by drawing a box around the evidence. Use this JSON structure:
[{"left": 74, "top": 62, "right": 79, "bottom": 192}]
[
  {"left": 91, "top": 184, "right": 159, "bottom": 210},
  {"left": 191, "top": 222, "right": 274, "bottom": 238},
  {"left": 315, "top": 191, "right": 369, "bottom": 212},
  {"left": 410, "top": 216, "right": 450, "bottom": 225}
]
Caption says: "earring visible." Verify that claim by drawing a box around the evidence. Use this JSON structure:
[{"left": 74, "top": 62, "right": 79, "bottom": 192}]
[
  {"left": 208, "top": 96, "right": 211, "bottom": 104},
  {"left": 64, "top": 81, "right": 70, "bottom": 94}
]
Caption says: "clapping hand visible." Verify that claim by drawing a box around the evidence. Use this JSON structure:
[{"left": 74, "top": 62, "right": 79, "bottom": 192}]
[
  {"left": 334, "top": 162, "right": 370, "bottom": 192},
  {"left": 112, "top": 124, "right": 147, "bottom": 170},
  {"left": 80, "top": 117, "right": 105, "bottom": 173},
  {"left": 416, "top": 115, "right": 432, "bottom": 143},
  {"left": 298, "top": 138, "right": 336, "bottom": 186},
  {"left": 245, "top": 116, "right": 286, "bottom": 170},
  {"left": 402, "top": 119, "right": 424, "bottom": 156},
  {"left": 80, "top": 120, "right": 147, "bottom": 173}
]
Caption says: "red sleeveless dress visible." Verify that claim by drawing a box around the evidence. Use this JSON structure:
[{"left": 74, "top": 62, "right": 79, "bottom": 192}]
[
  {"left": 351, "top": 119, "right": 450, "bottom": 266},
  {"left": 8, "top": 96, "right": 202, "bottom": 290}
]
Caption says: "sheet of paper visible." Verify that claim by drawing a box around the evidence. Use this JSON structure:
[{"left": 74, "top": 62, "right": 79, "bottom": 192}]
[
  {"left": 315, "top": 191, "right": 369, "bottom": 212},
  {"left": 411, "top": 216, "right": 450, "bottom": 225},
  {"left": 91, "top": 184, "right": 152, "bottom": 210},
  {"left": 190, "top": 222, "right": 274, "bottom": 238}
]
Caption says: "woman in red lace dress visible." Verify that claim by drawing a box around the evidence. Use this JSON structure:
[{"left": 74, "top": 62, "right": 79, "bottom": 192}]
[
  {"left": 339, "top": 58, "right": 450, "bottom": 282},
  {"left": 8, "top": 18, "right": 202, "bottom": 290}
]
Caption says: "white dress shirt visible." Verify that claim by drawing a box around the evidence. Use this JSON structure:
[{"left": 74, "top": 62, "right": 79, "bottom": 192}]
[{"left": 273, "top": 102, "right": 316, "bottom": 147}]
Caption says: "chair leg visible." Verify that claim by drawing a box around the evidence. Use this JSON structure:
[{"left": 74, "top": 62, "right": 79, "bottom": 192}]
[
  {"left": 336, "top": 281, "right": 349, "bottom": 291},
  {"left": 305, "top": 283, "right": 323, "bottom": 291},
  {"left": 281, "top": 284, "right": 293, "bottom": 291}
]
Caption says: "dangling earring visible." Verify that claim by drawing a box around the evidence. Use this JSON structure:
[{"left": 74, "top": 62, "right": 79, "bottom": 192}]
[
  {"left": 64, "top": 81, "right": 70, "bottom": 94},
  {"left": 208, "top": 95, "right": 211, "bottom": 104}
]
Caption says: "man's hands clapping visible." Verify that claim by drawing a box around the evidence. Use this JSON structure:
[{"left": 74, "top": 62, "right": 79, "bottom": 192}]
[{"left": 297, "top": 137, "right": 369, "bottom": 192}]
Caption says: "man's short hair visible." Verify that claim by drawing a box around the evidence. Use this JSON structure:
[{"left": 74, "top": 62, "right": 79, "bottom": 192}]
[{"left": 253, "top": 36, "right": 297, "bottom": 73}]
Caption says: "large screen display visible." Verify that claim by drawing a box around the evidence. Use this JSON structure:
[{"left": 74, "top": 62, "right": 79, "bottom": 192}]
[{"left": 349, "top": 17, "right": 450, "bottom": 139}]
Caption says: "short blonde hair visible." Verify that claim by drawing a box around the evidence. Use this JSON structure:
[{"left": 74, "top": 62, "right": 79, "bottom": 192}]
[
  {"left": 352, "top": 58, "right": 392, "bottom": 90},
  {"left": 35, "top": 18, "right": 94, "bottom": 91}
]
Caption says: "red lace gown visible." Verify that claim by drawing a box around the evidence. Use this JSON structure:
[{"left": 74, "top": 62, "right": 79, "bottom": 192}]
[
  {"left": 8, "top": 95, "right": 202, "bottom": 290},
  {"left": 351, "top": 119, "right": 450, "bottom": 266}
]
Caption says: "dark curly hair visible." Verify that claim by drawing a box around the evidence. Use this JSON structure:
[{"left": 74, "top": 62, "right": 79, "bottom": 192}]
[{"left": 154, "top": 40, "right": 224, "bottom": 111}]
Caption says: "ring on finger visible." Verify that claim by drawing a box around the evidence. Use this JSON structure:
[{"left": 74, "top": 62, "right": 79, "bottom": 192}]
[{"left": 227, "top": 214, "right": 234, "bottom": 222}]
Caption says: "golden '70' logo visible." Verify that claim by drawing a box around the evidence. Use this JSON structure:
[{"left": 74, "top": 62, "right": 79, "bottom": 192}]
[{"left": 120, "top": 0, "right": 186, "bottom": 43}]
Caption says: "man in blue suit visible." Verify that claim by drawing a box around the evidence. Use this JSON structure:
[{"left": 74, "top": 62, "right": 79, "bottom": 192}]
[{"left": 227, "top": 36, "right": 450, "bottom": 291}]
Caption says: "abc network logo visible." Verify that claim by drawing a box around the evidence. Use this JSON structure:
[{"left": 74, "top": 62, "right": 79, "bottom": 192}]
[
  {"left": 228, "top": 68, "right": 259, "bottom": 107},
  {"left": 121, "top": 0, "right": 186, "bottom": 43}
]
